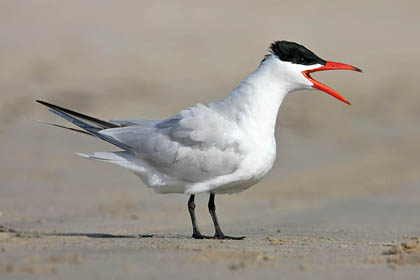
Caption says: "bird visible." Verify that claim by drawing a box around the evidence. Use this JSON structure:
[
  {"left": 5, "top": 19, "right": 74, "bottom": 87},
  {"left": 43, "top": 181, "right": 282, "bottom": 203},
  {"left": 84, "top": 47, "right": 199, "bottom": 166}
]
[{"left": 37, "top": 41, "right": 361, "bottom": 240}]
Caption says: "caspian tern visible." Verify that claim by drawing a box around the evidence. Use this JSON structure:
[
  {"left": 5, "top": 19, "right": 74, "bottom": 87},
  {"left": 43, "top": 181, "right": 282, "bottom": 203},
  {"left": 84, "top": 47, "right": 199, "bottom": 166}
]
[{"left": 37, "top": 41, "right": 361, "bottom": 239}]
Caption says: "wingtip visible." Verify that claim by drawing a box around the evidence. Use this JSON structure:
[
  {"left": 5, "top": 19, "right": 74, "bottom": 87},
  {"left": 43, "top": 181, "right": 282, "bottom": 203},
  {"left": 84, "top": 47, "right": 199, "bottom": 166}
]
[
  {"left": 36, "top": 100, "right": 49, "bottom": 106},
  {"left": 37, "top": 100, "right": 56, "bottom": 107}
]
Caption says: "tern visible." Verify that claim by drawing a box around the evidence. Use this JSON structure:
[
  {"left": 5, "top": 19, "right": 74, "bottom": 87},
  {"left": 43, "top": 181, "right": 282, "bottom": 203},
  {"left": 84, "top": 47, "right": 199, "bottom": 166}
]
[{"left": 37, "top": 41, "right": 361, "bottom": 239}]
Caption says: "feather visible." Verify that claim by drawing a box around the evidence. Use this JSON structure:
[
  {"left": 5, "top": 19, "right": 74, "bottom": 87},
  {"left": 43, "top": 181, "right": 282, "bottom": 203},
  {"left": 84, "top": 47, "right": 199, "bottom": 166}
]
[
  {"left": 36, "top": 100, "right": 120, "bottom": 129},
  {"left": 33, "top": 119, "right": 92, "bottom": 136},
  {"left": 37, "top": 101, "right": 133, "bottom": 152}
]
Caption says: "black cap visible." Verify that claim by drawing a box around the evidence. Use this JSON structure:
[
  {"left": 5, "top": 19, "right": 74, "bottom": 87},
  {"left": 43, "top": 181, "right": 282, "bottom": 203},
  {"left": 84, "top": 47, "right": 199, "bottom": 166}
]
[{"left": 270, "top": 41, "right": 326, "bottom": 66}]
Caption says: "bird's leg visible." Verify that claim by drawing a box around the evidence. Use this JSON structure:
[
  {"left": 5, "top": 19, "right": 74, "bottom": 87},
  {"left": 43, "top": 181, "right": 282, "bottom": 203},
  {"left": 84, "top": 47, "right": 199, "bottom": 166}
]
[
  {"left": 208, "top": 193, "right": 245, "bottom": 240},
  {"left": 188, "top": 195, "right": 210, "bottom": 239}
]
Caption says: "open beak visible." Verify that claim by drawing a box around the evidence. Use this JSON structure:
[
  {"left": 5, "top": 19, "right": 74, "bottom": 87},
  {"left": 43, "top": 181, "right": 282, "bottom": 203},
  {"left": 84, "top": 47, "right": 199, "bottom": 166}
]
[{"left": 302, "top": 61, "right": 362, "bottom": 106}]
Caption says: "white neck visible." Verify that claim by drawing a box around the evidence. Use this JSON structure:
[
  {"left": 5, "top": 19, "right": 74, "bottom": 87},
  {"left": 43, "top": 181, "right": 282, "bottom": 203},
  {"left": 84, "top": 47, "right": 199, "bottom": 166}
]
[{"left": 211, "top": 56, "right": 294, "bottom": 138}]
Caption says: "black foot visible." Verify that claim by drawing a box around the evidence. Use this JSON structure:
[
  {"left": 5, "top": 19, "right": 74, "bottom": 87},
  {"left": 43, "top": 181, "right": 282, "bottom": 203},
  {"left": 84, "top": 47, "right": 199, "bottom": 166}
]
[
  {"left": 213, "top": 233, "right": 245, "bottom": 240},
  {"left": 192, "top": 233, "right": 245, "bottom": 240},
  {"left": 192, "top": 233, "right": 213, "bottom": 239}
]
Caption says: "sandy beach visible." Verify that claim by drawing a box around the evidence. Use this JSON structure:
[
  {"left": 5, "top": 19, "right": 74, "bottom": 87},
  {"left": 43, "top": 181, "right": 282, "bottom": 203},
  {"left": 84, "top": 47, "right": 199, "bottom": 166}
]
[{"left": 1, "top": 1, "right": 420, "bottom": 279}]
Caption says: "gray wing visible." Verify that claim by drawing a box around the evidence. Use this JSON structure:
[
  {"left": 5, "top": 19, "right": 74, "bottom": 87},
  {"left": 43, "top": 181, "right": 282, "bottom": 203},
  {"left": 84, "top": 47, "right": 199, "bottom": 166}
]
[
  {"left": 110, "top": 119, "right": 159, "bottom": 127},
  {"left": 101, "top": 104, "right": 243, "bottom": 183}
]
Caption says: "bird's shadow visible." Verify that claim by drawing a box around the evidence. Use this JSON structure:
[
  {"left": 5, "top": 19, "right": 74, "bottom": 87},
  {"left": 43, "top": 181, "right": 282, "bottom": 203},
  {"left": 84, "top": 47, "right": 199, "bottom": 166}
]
[
  {"left": 1, "top": 225, "right": 187, "bottom": 239},
  {"left": 44, "top": 232, "right": 186, "bottom": 239}
]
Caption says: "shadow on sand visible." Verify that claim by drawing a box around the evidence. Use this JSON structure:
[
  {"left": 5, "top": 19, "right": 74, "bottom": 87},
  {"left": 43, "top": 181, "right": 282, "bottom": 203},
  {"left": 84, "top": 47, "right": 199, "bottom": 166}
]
[
  {"left": 44, "top": 232, "right": 192, "bottom": 239},
  {"left": 45, "top": 232, "right": 155, "bottom": 238},
  {"left": 1, "top": 225, "right": 190, "bottom": 239},
  {"left": 43, "top": 232, "right": 157, "bottom": 238}
]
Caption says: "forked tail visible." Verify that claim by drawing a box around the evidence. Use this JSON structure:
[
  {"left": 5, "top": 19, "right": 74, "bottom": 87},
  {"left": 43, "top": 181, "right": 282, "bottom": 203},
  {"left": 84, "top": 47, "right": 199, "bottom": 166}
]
[{"left": 36, "top": 100, "right": 133, "bottom": 152}]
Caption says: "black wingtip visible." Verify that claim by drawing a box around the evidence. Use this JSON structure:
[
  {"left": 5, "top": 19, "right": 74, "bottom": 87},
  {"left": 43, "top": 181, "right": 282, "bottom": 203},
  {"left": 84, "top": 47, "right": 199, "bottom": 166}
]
[
  {"left": 36, "top": 99, "right": 63, "bottom": 113},
  {"left": 36, "top": 100, "right": 120, "bottom": 129},
  {"left": 36, "top": 100, "right": 52, "bottom": 107}
]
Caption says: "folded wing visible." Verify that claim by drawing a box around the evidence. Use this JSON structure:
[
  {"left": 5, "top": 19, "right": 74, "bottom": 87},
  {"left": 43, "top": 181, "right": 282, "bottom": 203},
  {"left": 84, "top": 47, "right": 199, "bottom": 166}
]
[{"left": 101, "top": 104, "right": 243, "bottom": 183}]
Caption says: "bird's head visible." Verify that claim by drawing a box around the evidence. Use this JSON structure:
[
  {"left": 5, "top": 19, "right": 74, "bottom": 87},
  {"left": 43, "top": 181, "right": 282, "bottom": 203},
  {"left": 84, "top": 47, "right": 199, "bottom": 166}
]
[{"left": 262, "top": 41, "right": 362, "bottom": 105}]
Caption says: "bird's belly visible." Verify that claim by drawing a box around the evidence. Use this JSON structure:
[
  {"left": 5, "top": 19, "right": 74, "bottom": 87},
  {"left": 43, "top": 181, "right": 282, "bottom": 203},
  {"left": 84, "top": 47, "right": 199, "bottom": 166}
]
[
  {"left": 210, "top": 139, "right": 277, "bottom": 194},
  {"left": 243, "top": 142, "right": 277, "bottom": 180},
  {"left": 152, "top": 137, "right": 277, "bottom": 195}
]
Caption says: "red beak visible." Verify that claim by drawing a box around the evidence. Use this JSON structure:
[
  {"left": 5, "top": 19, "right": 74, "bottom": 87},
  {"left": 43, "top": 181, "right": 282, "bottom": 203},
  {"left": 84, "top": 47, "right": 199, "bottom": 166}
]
[{"left": 302, "top": 61, "right": 362, "bottom": 106}]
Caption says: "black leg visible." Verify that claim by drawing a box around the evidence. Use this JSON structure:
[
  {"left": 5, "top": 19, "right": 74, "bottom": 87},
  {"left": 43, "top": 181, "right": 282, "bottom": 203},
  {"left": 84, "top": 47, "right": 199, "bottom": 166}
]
[
  {"left": 208, "top": 193, "right": 245, "bottom": 240},
  {"left": 188, "top": 195, "right": 209, "bottom": 239}
]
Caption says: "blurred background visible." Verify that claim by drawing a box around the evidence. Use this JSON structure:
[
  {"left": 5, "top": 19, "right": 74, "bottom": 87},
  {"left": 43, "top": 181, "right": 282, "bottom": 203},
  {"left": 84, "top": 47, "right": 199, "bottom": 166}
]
[{"left": 0, "top": 0, "right": 419, "bottom": 235}]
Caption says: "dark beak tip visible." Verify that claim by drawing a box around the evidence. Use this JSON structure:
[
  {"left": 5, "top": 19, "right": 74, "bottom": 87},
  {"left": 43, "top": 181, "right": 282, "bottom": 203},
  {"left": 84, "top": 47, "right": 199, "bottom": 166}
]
[{"left": 354, "top": 66, "right": 363, "bottom": 73}]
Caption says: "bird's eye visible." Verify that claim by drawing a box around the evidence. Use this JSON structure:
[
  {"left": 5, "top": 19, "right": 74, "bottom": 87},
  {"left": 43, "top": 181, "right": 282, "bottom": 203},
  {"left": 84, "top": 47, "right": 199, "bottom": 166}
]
[{"left": 299, "top": 57, "right": 305, "bottom": 63}]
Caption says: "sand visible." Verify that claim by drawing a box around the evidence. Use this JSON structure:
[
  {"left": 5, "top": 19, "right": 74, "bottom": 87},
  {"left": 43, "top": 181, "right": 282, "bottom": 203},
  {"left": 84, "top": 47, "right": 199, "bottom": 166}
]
[
  {"left": 1, "top": 184, "right": 420, "bottom": 279},
  {"left": 1, "top": 0, "right": 420, "bottom": 279}
]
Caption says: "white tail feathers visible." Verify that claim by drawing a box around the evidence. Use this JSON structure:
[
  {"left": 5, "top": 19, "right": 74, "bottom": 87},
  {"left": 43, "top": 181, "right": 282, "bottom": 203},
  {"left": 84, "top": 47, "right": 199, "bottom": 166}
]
[
  {"left": 76, "top": 151, "right": 148, "bottom": 178},
  {"left": 75, "top": 153, "right": 90, "bottom": 159},
  {"left": 76, "top": 152, "right": 127, "bottom": 161},
  {"left": 75, "top": 151, "right": 179, "bottom": 193}
]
